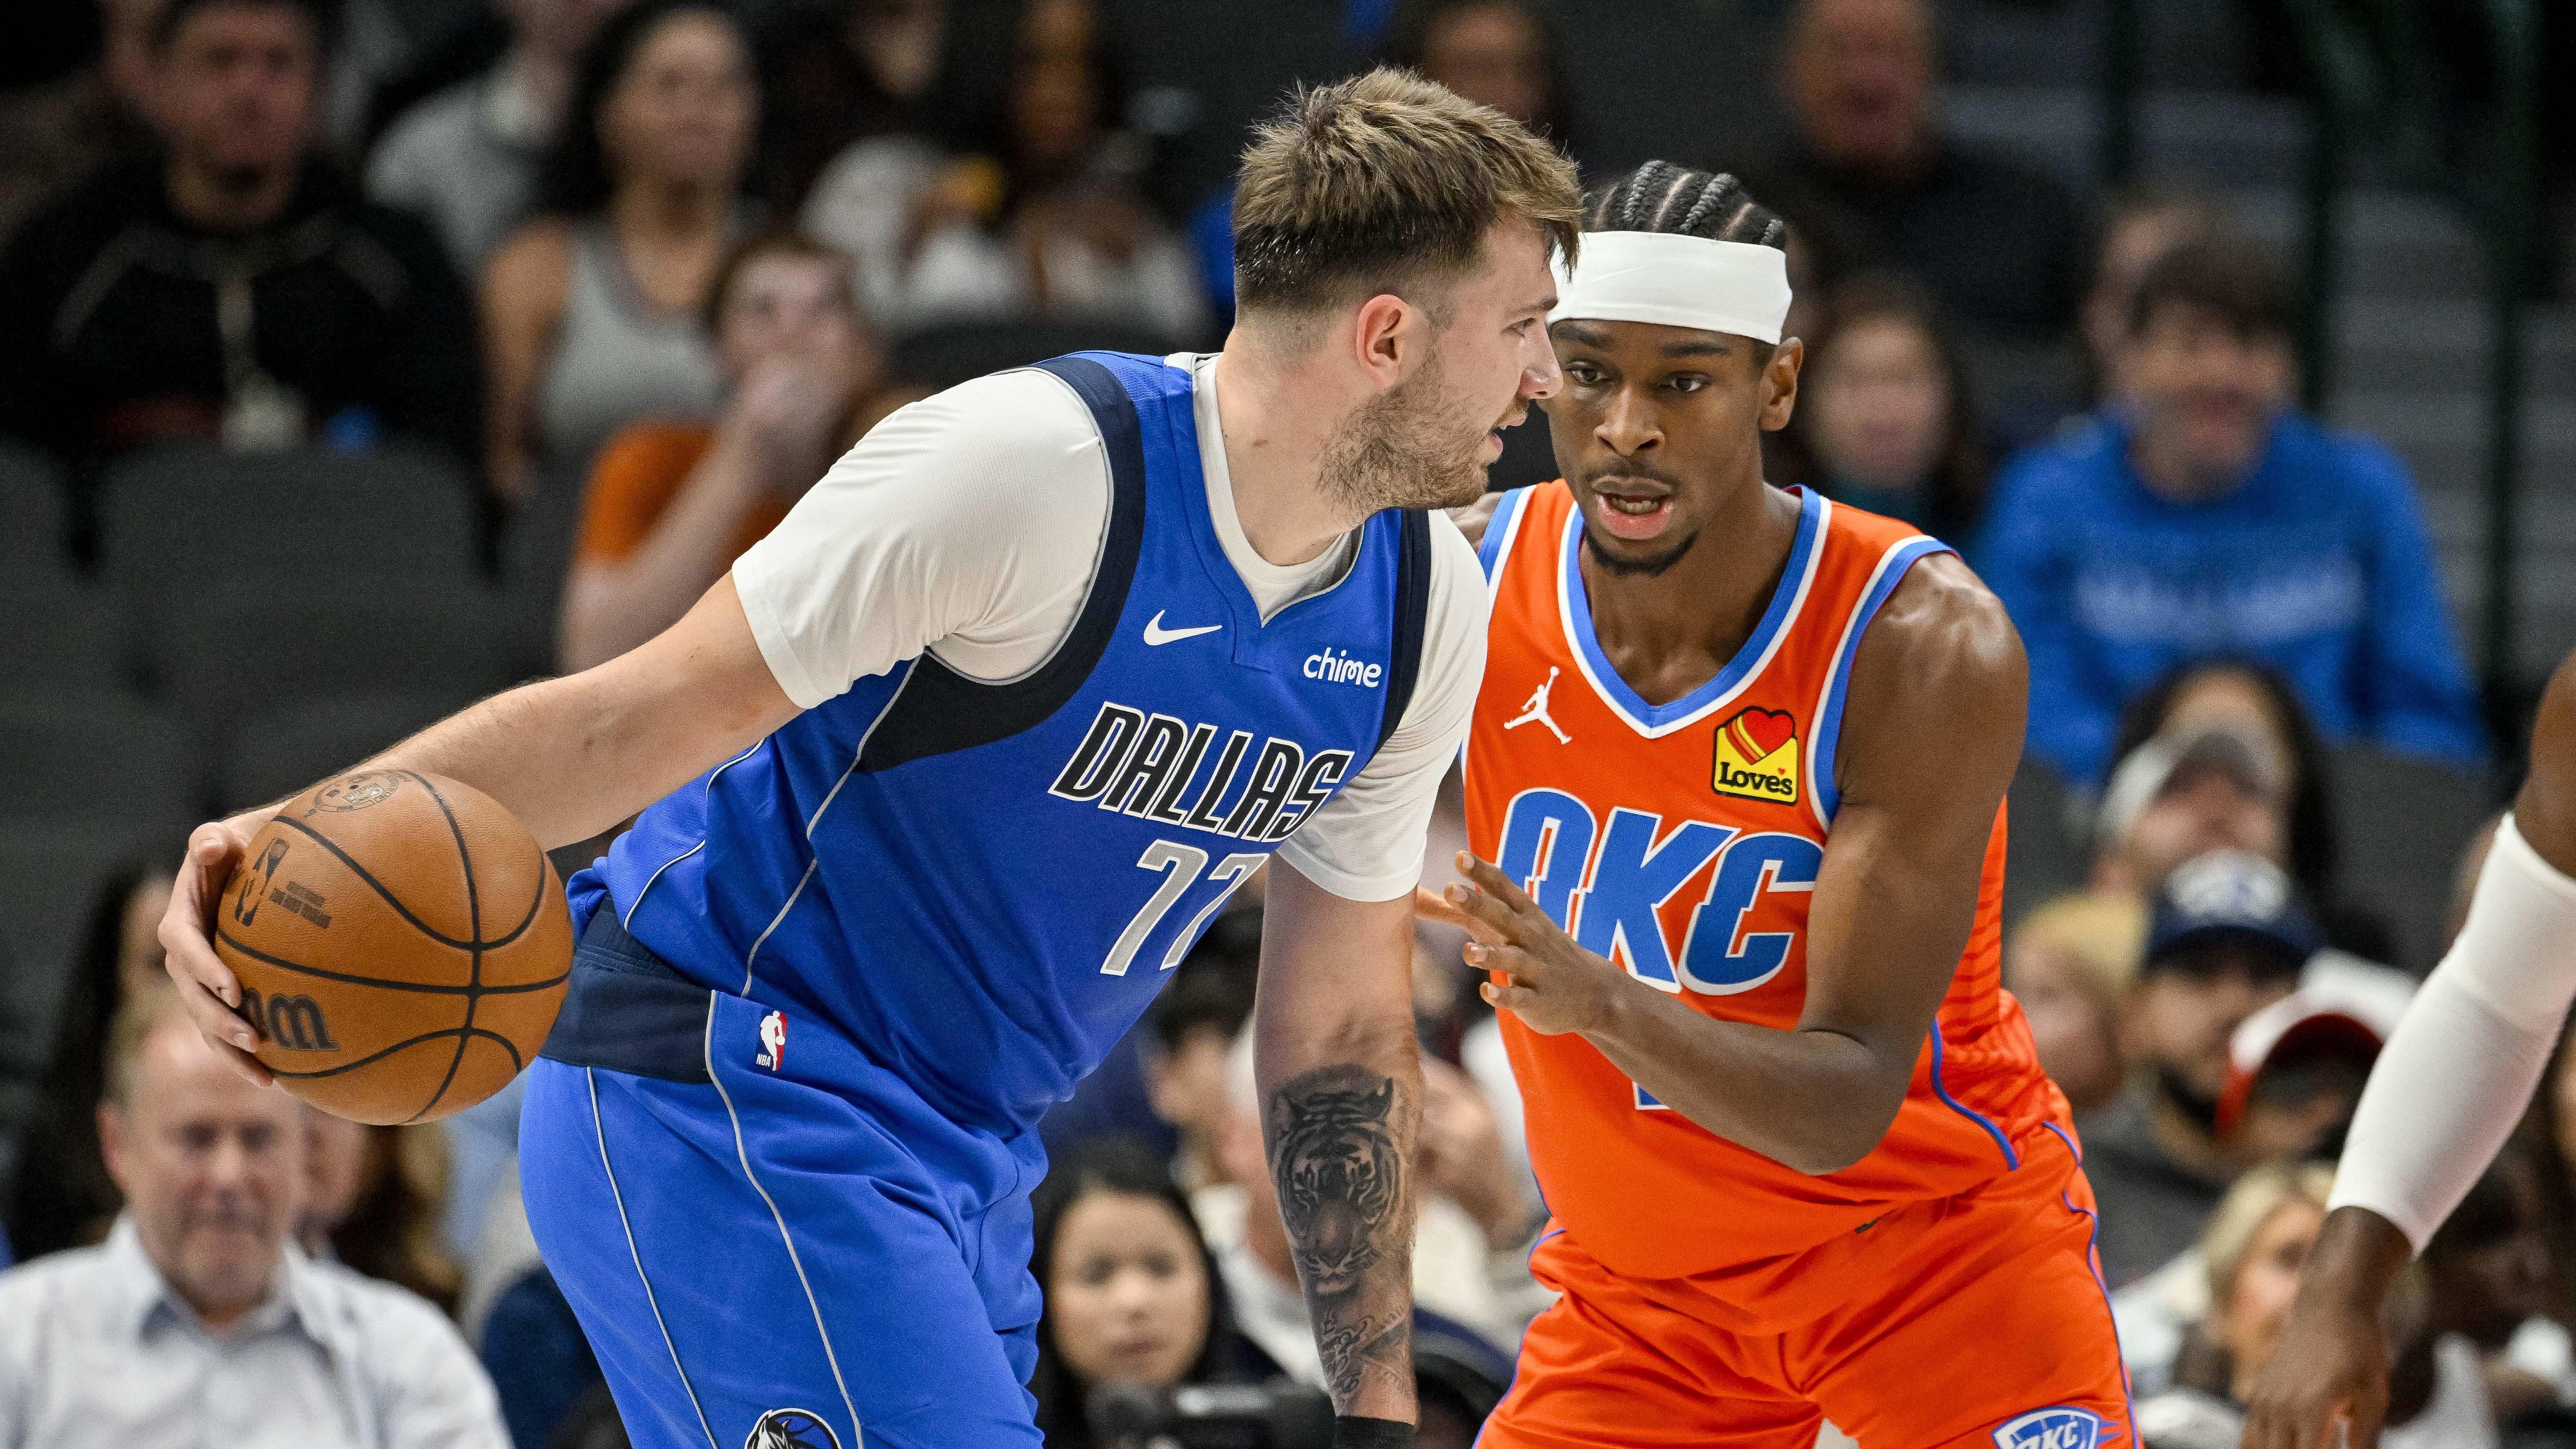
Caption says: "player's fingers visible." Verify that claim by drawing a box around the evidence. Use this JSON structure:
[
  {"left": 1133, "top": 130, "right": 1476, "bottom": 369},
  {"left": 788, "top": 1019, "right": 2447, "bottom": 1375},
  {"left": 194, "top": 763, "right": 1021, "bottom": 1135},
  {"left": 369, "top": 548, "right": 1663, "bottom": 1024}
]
[
  {"left": 162, "top": 829, "right": 248, "bottom": 1009},
  {"left": 1479, "top": 980, "right": 1536, "bottom": 1014},
  {"left": 1463, "top": 941, "right": 1536, "bottom": 982},
  {"left": 1436, "top": 881, "right": 1519, "bottom": 945},
  {"left": 1455, "top": 852, "right": 1548, "bottom": 920},
  {"left": 2348, "top": 1387, "right": 2388, "bottom": 1449},
  {"left": 1412, "top": 886, "right": 1484, "bottom": 935}
]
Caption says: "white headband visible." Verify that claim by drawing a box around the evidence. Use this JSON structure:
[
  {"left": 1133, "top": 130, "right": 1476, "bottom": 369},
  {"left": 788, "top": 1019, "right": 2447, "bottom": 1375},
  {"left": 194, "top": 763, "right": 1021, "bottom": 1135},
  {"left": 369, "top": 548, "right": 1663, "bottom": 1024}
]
[{"left": 1549, "top": 230, "right": 1794, "bottom": 345}]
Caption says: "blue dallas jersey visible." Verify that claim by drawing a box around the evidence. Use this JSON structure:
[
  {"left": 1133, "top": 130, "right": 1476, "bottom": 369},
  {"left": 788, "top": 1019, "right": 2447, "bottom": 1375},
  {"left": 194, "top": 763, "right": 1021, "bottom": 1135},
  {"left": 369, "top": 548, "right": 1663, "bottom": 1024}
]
[{"left": 566, "top": 353, "right": 1431, "bottom": 1137}]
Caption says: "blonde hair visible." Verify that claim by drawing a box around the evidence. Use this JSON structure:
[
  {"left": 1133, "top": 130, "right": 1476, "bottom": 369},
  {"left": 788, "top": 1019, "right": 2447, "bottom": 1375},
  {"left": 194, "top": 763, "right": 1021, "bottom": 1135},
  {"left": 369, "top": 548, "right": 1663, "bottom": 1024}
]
[
  {"left": 1231, "top": 67, "right": 1580, "bottom": 318},
  {"left": 2011, "top": 891, "right": 2147, "bottom": 1005},
  {"left": 2201, "top": 1160, "right": 2337, "bottom": 1305},
  {"left": 101, "top": 982, "right": 191, "bottom": 1109}
]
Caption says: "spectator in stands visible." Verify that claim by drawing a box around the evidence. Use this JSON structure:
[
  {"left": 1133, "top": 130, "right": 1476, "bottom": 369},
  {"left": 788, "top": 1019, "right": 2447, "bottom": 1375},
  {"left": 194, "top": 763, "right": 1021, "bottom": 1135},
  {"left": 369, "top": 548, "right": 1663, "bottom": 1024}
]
[
  {"left": 2084, "top": 849, "right": 2313, "bottom": 1287},
  {"left": 367, "top": 0, "right": 622, "bottom": 276},
  {"left": 299, "top": 1116, "right": 464, "bottom": 1317},
  {"left": 1029, "top": 1135, "right": 1275, "bottom": 1449},
  {"left": 479, "top": 1264, "right": 607, "bottom": 1449},
  {"left": 889, "top": 0, "right": 1206, "bottom": 342},
  {"left": 1382, "top": 0, "right": 1576, "bottom": 156},
  {"left": 763, "top": 0, "right": 958, "bottom": 214},
  {"left": 2113, "top": 987, "right": 2398, "bottom": 1392},
  {"left": 2133, "top": 1161, "right": 2340, "bottom": 1446},
  {"left": 2105, "top": 660, "right": 2395, "bottom": 960},
  {"left": 559, "top": 229, "right": 912, "bottom": 669},
  {"left": 1731, "top": 0, "right": 2087, "bottom": 346},
  {"left": 2091, "top": 719, "right": 2292, "bottom": 902},
  {"left": 1974, "top": 235, "right": 2487, "bottom": 784},
  {"left": 2004, "top": 890, "right": 2145, "bottom": 1114},
  {"left": 2, "top": 859, "right": 171, "bottom": 1264},
  {"left": 2518, "top": 1025, "right": 2576, "bottom": 1346},
  {"left": 0, "top": 0, "right": 158, "bottom": 242},
  {"left": 0, "top": 987, "right": 508, "bottom": 1447},
  {"left": 2418, "top": 1152, "right": 2556, "bottom": 1425},
  {"left": 1770, "top": 270, "right": 1989, "bottom": 541},
  {"left": 2134, "top": 1159, "right": 2524, "bottom": 1447},
  {"left": 1143, "top": 915, "right": 1261, "bottom": 1192},
  {"left": 0, "top": 0, "right": 483, "bottom": 468},
  {"left": 482, "top": 0, "right": 758, "bottom": 501},
  {"left": 2081, "top": 189, "right": 2225, "bottom": 402}
]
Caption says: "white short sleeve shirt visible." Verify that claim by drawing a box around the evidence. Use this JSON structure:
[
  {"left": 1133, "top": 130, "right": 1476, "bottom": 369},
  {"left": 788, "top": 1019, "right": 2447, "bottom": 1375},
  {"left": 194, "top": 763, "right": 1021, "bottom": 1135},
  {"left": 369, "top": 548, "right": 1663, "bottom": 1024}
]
[{"left": 731, "top": 354, "right": 1484, "bottom": 901}]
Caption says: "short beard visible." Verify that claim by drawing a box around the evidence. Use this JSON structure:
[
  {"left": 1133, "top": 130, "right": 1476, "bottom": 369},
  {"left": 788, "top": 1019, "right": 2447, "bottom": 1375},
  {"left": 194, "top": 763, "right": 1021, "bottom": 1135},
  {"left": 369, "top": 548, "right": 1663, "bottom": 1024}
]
[
  {"left": 1582, "top": 524, "right": 1701, "bottom": 578},
  {"left": 1317, "top": 353, "right": 1491, "bottom": 513}
]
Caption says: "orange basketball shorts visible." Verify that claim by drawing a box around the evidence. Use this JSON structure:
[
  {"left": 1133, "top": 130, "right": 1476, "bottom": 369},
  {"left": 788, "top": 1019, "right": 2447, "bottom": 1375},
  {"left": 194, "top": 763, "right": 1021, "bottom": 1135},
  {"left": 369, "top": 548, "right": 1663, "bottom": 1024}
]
[{"left": 1483, "top": 1125, "right": 2130, "bottom": 1449}]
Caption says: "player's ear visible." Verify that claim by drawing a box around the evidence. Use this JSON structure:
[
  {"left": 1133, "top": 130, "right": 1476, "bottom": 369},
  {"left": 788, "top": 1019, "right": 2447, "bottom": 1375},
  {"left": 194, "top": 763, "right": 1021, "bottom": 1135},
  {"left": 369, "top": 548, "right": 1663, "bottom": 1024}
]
[
  {"left": 1759, "top": 337, "right": 1803, "bottom": 433},
  {"left": 1349, "top": 292, "right": 1417, "bottom": 388}
]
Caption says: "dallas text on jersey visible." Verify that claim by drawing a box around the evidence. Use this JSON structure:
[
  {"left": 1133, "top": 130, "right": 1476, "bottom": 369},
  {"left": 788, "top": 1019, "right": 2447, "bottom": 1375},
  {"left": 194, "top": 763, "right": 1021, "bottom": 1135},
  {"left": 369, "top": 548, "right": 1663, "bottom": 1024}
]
[{"left": 1048, "top": 702, "right": 1357, "bottom": 843}]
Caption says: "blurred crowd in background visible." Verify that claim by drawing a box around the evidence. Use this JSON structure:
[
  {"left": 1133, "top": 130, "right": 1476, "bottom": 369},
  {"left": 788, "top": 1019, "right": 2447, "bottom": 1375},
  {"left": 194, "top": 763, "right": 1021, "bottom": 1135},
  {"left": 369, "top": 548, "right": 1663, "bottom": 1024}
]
[{"left": 1, "top": 0, "right": 2573, "bottom": 1444}]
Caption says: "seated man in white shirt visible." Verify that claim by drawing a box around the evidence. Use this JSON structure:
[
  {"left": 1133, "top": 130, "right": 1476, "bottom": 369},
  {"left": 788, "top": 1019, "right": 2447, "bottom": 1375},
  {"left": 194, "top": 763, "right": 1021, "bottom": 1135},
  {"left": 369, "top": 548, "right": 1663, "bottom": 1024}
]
[{"left": 0, "top": 986, "right": 507, "bottom": 1449}]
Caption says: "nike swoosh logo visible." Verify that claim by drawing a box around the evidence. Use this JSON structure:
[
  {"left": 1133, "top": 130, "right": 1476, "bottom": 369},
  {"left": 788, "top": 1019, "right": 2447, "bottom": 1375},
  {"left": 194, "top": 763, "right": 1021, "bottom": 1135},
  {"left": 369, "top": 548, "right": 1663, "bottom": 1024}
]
[{"left": 1142, "top": 610, "right": 1223, "bottom": 646}]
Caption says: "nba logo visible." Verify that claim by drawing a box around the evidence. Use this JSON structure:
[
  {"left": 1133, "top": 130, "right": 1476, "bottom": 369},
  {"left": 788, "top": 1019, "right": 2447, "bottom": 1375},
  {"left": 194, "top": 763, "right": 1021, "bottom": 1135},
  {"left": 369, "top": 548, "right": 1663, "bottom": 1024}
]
[
  {"left": 1991, "top": 1407, "right": 2103, "bottom": 1449},
  {"left": 755, "top": 1010, "right": 786, "bottom": 1071}
]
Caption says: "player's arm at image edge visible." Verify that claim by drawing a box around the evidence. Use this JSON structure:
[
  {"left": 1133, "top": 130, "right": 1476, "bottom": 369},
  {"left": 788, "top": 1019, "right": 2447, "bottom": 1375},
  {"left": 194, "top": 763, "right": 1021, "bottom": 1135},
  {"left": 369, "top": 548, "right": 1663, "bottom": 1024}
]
[
  {"left": 2246, "top": 656, "right": 2576, "bottom": 1449},
  {"left": 1581, "top": 554, "right": 2027, "bottom": 1175},
  {"left": 161, "top": 576, "right": 802, "bottom": 1074}
]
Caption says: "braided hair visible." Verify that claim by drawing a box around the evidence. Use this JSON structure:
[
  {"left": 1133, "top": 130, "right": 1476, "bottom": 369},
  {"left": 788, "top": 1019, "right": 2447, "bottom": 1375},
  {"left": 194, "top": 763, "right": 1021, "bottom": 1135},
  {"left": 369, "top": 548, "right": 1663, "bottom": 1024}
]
[{"left": 1584, "top": 161, "right": 1788, "bottom": 250}]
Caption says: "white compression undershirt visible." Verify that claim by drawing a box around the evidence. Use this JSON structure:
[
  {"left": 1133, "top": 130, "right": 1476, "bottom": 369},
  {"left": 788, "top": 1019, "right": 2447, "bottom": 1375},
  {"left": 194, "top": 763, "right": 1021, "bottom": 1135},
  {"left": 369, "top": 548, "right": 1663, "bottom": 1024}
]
[
  {"left": 729, "top": 353, "right": 1488, "bottom": 903},
  {"left": 2328, "top": 814, "right": 2576, "bottom": 1250}
]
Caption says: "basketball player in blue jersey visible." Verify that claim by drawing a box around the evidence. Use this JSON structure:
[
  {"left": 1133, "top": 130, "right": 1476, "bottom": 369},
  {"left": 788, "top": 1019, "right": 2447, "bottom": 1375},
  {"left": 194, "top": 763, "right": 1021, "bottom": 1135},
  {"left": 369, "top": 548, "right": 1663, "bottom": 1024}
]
[{"left": 158, "top": 70, "right": 1581, "bottom": 1449}]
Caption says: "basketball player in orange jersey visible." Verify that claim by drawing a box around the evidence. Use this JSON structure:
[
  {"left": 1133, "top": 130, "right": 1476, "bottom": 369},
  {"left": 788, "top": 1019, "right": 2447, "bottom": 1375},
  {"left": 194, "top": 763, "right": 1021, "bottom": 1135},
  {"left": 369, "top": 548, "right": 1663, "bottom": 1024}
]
[{"left": 1420, "top": 162, "right": 2129, "bottom": 1449}]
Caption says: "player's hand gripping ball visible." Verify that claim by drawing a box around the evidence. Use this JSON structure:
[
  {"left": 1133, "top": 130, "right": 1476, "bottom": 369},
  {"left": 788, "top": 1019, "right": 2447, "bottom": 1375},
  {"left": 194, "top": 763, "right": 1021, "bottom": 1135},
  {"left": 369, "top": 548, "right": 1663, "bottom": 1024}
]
[{"left": 212, "top": 770, "right": 573, "bottom": 1124}]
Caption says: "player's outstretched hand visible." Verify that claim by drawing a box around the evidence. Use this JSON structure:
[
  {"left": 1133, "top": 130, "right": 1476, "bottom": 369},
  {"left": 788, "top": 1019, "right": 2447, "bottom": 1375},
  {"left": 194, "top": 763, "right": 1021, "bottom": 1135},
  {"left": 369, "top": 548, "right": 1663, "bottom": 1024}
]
[
  {"left": 158, "top": 815, "right": 278, "bottom": 1085},
  {"left": 2242, "top": 1295, "right": 2388, "bottom": 1449},
  {"left": 1414, "top": 851, "right": 1625, "bottom": 1037}
]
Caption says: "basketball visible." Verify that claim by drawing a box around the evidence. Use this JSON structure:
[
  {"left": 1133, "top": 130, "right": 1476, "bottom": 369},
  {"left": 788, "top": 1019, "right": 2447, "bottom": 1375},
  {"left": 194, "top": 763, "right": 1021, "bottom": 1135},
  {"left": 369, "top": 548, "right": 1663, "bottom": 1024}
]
[{"left": 212, "top": 769, "right": 573, "bottom": 1125}]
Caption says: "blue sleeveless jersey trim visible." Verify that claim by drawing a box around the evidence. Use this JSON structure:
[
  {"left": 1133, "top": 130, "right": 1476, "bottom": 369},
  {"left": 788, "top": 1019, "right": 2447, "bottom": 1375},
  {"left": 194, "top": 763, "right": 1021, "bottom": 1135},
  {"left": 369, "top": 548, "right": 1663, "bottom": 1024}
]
[{"left": 576, "top": 352, "right": 1431, "bottom": 1136}]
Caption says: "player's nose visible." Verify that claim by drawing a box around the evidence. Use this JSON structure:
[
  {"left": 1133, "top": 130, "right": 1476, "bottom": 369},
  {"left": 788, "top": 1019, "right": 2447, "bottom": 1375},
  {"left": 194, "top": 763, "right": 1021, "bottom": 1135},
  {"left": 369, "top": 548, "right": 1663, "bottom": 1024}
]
[
  {"left": 1522, "top": 346, "right": 1562, "bottom": 401},
  {"left": 1596, "top": 385, "right": 1661, "bottom": 453}
]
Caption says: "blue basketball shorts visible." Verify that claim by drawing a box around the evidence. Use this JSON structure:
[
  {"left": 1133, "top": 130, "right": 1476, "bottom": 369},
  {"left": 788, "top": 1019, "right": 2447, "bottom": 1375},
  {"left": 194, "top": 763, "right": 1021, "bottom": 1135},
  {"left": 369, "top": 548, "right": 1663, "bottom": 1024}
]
[{"left": 519, "top": 914, "right": 1050, "bottom": 1449}]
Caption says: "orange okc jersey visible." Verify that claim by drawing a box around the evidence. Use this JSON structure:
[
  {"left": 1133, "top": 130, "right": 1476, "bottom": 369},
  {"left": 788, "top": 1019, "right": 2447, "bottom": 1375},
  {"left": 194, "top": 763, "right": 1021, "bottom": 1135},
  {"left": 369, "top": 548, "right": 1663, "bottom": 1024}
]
[{"left": 1465, "top": 481, "right": 2067, "bottom": 1297}]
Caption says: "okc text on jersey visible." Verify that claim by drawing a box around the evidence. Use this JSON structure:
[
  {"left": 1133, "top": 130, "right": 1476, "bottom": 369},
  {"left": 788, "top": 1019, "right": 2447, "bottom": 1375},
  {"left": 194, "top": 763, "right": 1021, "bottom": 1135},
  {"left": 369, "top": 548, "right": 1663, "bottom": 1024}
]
[{"left": 1048, "top": 701, "right": 1355, "bottom": 842}]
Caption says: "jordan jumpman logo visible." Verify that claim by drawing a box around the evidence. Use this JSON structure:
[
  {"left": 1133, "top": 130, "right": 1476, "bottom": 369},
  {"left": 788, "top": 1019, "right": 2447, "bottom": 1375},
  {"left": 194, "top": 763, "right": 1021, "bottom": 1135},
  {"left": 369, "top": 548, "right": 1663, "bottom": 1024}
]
[{"left": 1504, "top": 667, "right": 1571, "bottom": 744}]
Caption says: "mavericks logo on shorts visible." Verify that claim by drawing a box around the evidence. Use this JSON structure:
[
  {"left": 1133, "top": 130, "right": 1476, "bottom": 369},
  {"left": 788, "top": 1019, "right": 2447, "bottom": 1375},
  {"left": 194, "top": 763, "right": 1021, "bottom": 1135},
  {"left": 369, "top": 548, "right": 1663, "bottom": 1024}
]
[
  {"left": 745, "top": 1407, "right": 840, "bottom": 1449},
  {"left": 1991, "top": 1406, "right": 2104, "bottom": 1449},
  {"left": 1710, "top": 707, "right": 1800, "bottom": 806}
]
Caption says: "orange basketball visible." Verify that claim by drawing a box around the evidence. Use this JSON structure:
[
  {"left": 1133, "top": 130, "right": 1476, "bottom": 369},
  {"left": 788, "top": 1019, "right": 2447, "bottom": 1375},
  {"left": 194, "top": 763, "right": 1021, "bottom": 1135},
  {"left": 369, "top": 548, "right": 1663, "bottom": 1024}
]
[{"left": 213, "top": 769, "right": 573, "bottom": 1125}]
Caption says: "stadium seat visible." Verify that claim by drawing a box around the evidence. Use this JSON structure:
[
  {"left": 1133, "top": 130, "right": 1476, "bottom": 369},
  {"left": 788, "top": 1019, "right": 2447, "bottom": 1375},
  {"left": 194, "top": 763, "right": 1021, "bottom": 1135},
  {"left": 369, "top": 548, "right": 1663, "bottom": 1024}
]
[
  {"left": 0, "top": 824, "right": 178, "bottom": 1113},
  {"left": 0, "top": 691, "right": 203, "bottom": 825},
  {"left": 0, "top": 439, "right": 72, "bottom": 580},
  {"left": 0, "top": 579, "right": 131, "bottom": 693},
  {"left": 890, "top": 320, "right": 1183, "bottom": 393},
  {"left": 95, "top": 444, "right": 484, "bottom": 599},
  {"left": 498, "top": 461, "right": 592, "bottom": 675},
  {"left": 2325, "top": 746, "right": 2496, "bottom": 973},
  {"left": 2002, "top": 752, "right": 2084, "bottom": 929},
  {"left": 214, "top": 691, "right": 478, "bottom": 814},
  {"left": 144, "top": 580, "right": 525, "bottom": 736}
]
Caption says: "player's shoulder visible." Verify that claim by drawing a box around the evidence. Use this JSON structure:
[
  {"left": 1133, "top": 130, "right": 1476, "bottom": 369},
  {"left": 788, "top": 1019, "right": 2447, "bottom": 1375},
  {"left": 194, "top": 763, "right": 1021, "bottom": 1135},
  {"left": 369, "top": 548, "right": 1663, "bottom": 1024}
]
[
  {"left": 822, "top": 365, "right": 1109, "bottom": 502},
  {"left": 887, "top": 365, "right": 1101, "bottom": 445},
  {"left": 1864, "top": 550, "right": 2021, "bottom": 683}
]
